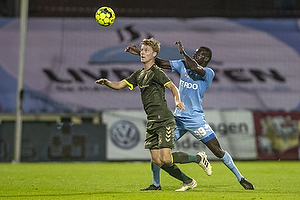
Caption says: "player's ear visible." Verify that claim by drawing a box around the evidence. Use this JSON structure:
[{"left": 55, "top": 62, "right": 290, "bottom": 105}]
[
  {"left": 153, "top": 51, "right": 158, "bottom": 57},
  {"left": 204, "top": 56, "right": 209, "bottom": 61}
]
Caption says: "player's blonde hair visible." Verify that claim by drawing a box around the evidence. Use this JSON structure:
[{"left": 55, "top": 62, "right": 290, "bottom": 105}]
[{"left": 140, "top": 38, "right": 161, "bottom": 55}]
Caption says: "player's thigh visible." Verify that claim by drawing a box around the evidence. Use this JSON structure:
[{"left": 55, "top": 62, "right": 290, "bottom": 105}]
[
  {"left": 157, "top": 120, "right": 175, "bottom": 149},
  {"left": 174, "top": 118, "right": 188, "bottom": 141},
  {"left": 174, "top": 126, "right": 188, "bottom": 141},
  {"left": 145, "top": 128, "right": 158, "bottom": 149}
]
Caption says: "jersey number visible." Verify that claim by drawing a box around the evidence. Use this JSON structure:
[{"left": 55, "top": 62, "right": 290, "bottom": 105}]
[{"left": 194, "top": 127, "right": 207, "bottom": 138}]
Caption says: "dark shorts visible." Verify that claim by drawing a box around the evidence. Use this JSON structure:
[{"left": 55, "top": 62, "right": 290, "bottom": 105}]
[{"left": 145, "top": 119, "right": 176, "bottom": 149}]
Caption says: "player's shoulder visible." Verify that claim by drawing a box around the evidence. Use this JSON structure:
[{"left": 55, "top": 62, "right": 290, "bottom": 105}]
[
  {"left": 135, "top": 67, "right": 144, "bottom": 73},
  {"left": 130, "top": 68, "right": 144, "bottom": 77},
  {"left": 152, "top": 64, "right": 160, "bottom": 69},
  {"left": 203, "top": 67, "right": 215, "bottom": 82},
  {"left": 151, "top": 64, "right": 165, "bottom": 72},
  {"left": 205, "top": 66, "right": 214, "bottom": 71},
  {"left": 170, "top": 59, "right": 185, "bottom": 66},
  {"left": 205, "top": 67, "right": 215, "bottom": 74}
]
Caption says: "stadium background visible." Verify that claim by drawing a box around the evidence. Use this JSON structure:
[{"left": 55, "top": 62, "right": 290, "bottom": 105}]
[{"left": 0, "top": 0, "right": 299, "bottom": 162}]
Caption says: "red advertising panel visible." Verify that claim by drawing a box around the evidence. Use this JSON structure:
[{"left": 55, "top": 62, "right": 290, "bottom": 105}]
[{"left": 254, "top": 111, "right": 300, "bottom": 160}]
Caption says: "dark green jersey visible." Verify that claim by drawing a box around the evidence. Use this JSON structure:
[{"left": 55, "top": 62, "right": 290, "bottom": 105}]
[{"left": 124, "top": 64, "right": 174, "bottom": 121}]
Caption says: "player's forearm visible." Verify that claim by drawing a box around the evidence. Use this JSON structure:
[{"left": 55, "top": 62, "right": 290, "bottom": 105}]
[
  {"left": 155, "top": 57, "right": 172, "bottom": 70},
  {"left": 182, "top": 51, "right": 205, "bottom": 76},
  {"left": 166, "top": 82, "right": 185, "bottom": 110},
  {"left": 105, "top": 81, "right": 127, "bottom": 90},
  {"left": 169, "top": 83, "right": 181, "bottom": 104},
  {"left": 171, "top": 85, "right": 186, "bottom": 110},
  {"left": 104, "top": 81, "right": 118, "bottom": 90}
]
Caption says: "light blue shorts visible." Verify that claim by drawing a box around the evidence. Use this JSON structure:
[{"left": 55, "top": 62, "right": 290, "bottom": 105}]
[{"left": 174, "top": 115, "right": 216, "bottom": 143}]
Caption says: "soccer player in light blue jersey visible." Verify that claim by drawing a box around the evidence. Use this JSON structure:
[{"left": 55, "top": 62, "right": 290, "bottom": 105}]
[{"left": 125, "top": 41, "right": 254, "bottom": 190}]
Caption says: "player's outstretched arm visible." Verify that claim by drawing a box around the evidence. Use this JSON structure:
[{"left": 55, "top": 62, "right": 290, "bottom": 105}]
[
  {"left": 175, "top": 41, "right": 205, "bottom": 76},
  {"left": 125, "top": 44, "right": 171, "bottom": 70},
  {"left": 95, "top": 78, "right": 128, "bottom": 90}
]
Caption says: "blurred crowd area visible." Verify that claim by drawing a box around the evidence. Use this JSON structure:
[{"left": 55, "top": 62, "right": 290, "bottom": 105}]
[{"left": 0, "top": 0, "right": 299, "bottom": 18}]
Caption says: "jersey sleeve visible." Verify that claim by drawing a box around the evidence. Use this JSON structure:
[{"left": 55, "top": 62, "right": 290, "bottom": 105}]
[
  {"left": 124, "top": 70, "right": 140, "bottom": 90},
  {"left": 154, "top": 67, "right": 172, "bottom": 87},
  {"left": 169, "top": 59, "right": 185, "bottom": 73},
  {"left": 202, "top": 67, "right": 215, "bottom": 86}
]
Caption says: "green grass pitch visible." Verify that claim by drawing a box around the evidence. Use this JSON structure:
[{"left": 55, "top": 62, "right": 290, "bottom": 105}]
[{"left": 0, "top": 161, "right": 299, "bottom": 199}]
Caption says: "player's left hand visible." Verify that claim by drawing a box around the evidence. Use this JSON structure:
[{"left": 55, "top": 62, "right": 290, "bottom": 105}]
[
  {"left": 124, "top": 44, "right": 140, "bottom": 55},
  {"left": 176, "top": 101, "right": 185, "bottom": 110}
]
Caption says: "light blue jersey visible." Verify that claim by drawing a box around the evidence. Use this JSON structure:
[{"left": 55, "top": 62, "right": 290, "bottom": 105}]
[
  {"left": 170, "top": 59, "right": 216, "bottom": 143},
  {"left": 150, "top": 61, "right": 248, "bottom": 188}
]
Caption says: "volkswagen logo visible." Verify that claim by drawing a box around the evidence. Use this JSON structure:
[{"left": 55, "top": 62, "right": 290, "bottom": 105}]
[{"left": 110, "top": 120, "right": 140, "bottom": 149}]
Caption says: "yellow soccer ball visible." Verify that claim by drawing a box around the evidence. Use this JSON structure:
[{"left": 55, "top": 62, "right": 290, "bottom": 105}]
[{"left": 95, "top": 6, "right": 115, "bottom": 27}]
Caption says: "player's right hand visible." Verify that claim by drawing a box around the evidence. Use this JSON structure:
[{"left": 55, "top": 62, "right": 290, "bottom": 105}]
[
  {"left": 175, "top": 41, "right": 184, "bottom": 55},
  {"left": 176, "top": 101, "right": 186, "bottom": 110}
]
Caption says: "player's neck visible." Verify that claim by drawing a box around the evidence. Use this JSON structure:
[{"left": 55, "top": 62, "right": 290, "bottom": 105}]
[{"left": 143, "top": 60, "right": 155, "bottom": 70}]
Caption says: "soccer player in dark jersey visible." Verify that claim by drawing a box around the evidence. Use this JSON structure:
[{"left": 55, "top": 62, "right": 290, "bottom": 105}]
[
  {"left": 125, "top": 41, "right": 255, "bottom": 190},
  {"left": 96, "top": 38, "right": 198, "bottom": 191}
]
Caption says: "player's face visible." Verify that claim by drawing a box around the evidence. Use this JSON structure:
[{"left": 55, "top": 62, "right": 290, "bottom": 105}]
[
  {"left": 193, "top": 49, "right": 207, "bottom": 65},
  {"left": 140, "top": 45, "right": 157, "bottom": 64}
]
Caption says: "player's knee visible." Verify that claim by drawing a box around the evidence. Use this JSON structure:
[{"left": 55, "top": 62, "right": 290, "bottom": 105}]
[
  {"left": 213, "top": 148, "right": 225, "bottom": 158},
  {"left": 151, "top": 158, "right": 161, "bottom": 167},
  {"left": 160, "top": 156, "right": 172, "bottom": 164}
]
